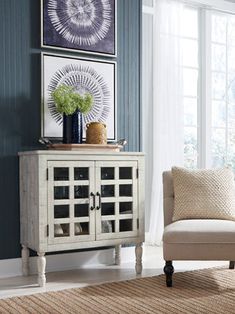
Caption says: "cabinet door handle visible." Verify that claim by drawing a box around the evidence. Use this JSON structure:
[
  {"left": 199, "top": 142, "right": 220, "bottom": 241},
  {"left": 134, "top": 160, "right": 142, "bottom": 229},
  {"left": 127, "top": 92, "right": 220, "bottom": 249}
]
[
  {"left": 96, "top": 192, "right": 101, "bottom": 210},
  {"left": 90, "top": 192, "right": 95, "bottom": 210}
]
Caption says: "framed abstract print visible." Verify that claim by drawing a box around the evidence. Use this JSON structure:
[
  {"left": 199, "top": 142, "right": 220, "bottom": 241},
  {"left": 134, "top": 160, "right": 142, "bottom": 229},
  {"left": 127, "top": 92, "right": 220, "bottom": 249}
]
[
  {"left": 41, "top": 0, "right": 116, "bottom": 57},
  {"left": 41, "top": 53, "right": 116, "bottom": 141}
]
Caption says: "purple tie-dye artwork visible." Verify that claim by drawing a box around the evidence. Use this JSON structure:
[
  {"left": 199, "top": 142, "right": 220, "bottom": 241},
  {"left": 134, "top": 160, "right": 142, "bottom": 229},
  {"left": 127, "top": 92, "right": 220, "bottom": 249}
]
[{"left": 42, "top": 0, "right": 116, "bottom": 56}]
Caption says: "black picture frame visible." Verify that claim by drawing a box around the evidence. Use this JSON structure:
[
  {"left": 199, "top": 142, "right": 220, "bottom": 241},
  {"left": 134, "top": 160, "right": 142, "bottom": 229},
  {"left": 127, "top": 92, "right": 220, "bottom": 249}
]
[
  {"left": 41, "top": 52, "right": 117, "bottom": 141},
  {"left": 41, "top": 0, "right": 117, "bottom": 57}
]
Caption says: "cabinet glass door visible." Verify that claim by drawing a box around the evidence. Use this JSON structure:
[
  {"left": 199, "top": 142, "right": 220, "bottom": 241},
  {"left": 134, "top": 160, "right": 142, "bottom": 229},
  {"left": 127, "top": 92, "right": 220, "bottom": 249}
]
[
  {"left": 95, "top": 161, "right": 139, "bottom": 240},
  {"left": 47, "top": 161, "right": 95, "bottom": 244}
]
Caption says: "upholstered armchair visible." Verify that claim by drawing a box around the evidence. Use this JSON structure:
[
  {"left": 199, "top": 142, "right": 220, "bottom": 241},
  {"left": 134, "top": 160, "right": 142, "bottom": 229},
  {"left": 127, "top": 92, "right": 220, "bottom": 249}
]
[{"left": 162, "top": 170, "right": 235, "bottom": 287}]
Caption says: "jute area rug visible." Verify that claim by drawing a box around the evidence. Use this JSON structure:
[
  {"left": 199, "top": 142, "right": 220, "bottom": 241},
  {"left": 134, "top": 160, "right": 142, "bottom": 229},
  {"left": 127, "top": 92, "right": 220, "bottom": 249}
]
[{"left": 1, "top": 267, "right": 235, "bottom": 314}]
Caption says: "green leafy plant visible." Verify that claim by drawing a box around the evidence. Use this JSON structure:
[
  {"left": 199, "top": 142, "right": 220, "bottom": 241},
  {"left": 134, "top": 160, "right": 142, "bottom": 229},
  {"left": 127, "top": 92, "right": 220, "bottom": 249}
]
[{"left": 52, "top": 84, "right": 93, "bottom": 116}]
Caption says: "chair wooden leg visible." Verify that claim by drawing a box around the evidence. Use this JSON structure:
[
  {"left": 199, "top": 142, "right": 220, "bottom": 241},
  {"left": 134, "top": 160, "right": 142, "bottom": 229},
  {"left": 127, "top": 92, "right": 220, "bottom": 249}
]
[
  {"left": 229, "top": 261, "right": 234, "bottom": 269},
  {"left": 164, "top": 261, "right": 174, "bottom": 287}
]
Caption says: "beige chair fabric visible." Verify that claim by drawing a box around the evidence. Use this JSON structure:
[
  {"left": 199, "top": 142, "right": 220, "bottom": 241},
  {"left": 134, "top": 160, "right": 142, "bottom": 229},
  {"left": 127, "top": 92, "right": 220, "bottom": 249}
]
[
  {"left": 162, "top": 171, "right": 235, "bottom": 261},
  {"left": 163, "top": 171, "right": 174, "bottom": 227},
  {"left": 163, "top": 219, "right": 235, "bottom": 244}
]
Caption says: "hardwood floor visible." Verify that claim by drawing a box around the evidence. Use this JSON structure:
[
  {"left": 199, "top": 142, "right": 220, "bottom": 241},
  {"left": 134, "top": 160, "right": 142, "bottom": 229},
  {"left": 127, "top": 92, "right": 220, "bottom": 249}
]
[{"left": 0, "top": 245, "right": 227, "bottom": 299}]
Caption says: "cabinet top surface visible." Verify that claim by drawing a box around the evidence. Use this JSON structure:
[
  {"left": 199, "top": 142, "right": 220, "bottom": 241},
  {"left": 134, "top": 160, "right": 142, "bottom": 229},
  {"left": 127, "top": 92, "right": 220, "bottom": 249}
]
[{"left": 18, "top": 150, "right": 145, "bottom": 156}]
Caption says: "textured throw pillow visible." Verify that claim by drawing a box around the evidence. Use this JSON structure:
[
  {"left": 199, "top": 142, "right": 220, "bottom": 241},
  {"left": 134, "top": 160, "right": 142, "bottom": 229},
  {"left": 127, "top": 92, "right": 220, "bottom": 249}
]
[{"left": 172, "top": 166, "right": 235, "bottom": 222}]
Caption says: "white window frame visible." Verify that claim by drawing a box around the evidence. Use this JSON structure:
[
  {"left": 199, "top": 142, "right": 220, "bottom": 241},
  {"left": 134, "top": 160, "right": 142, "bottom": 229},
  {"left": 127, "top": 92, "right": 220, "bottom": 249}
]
[
  {"left": 177, "top": 0, "right": 235, "bottom": 169},
  {"left": 198, "top": 5, "right": 235, "bottom": 168},
  {"left": 188, "top": 0, "right": 235, "bottom": 14},
  {"left": 142, "top": 0, "right": 235, "bottom": 169}
]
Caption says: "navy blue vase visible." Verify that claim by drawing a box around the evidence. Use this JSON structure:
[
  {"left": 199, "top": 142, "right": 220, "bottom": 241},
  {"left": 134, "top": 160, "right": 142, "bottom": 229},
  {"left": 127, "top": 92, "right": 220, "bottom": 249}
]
[{"left": 62, "top": 110, "right": 83, "bottom": 144}]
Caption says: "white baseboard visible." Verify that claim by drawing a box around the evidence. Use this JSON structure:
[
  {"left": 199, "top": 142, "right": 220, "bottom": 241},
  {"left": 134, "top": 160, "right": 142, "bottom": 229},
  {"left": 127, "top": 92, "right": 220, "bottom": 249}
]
[{"left": 0, "top": 246, "right": 136, "bottom": 279}]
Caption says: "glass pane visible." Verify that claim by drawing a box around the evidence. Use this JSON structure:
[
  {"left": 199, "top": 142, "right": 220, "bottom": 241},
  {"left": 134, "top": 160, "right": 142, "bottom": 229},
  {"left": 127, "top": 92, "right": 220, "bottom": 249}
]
[
  {"left": 54, "top": 186, "right": 69, "bottom": 200},
  {"left": 101, "top": 167, "right": 115, "bottom": 180},
  {"left": 212, "top": 72, "right": 226, "bottom": 100},
  {"left": 212, "top": 44, "right": 226, "bottom": 72},
  {"left": 74, "top": 168, "right": 89, "bottom": 180},
  {"left": 212, "top": 101, "right": 226, "bottom": 127},
  {"left": 184, "top": 127, "right": 197, "bottom": 153},
  {"left": 184, "top": 127, "right": 197, "bottom": 168},
  {"left": 184, "top": 97, "right": 197, "bottom": 126},
  {"left": 74, "top": 186, "right": 89, "bottom": 199},
  {"left": 227, "top": 129, "right": 235, "bottom": 169},
  {"left": 54, "top": 205, "right": 69, "bottom": 219},
  {"left": 120, "top": 202, "right": 133, "bottom": 214},
  {"left": 183, "top": 69, "right": 198, "bottom": 97},
  {"left": 54, "top": 223, "right": 69, "bottom": 237},
  {"left": 228, "top": 103, "right": 235, "bottom": 127},
  {"left": 228, "top": 46, "right": 235, "bottom": 75},
  {"left": 212, "top": 14, "right": 227, "bottom": 44},
  {"left": 101, "top": 185, "right": 115, "bottom": 197},
  {"left": 184, "top": 154, "right": 197, "bottom": 169},
  {"left": 181, "top": 7, "right": 198, "bottom": 39},
  {"left": 211, "top": 154, "right": 225, "bottom": 168},
  {"left": 211, "top": 128, "right": 226, "bottom": 167},
  {"left": 119, "top": 185, "right": 132, "bottom": 197},
  {"left": 120, "top": 220, "right": 133, "bottom": 232},
  {"left": 75, "top": 222, "right": 89, "bottom": 235},
  {"left": 228, "top": 73, "right": 235, "bottom": 103},
  {"left": 101, "top": 220, "right": 115, "bottom": 233},
  {"left": 119, "top": 167, "right": 132, "bottom": 179},
  {"left": 228, "top": 16, "right": 235, "bottom": 47},
  {"left": 74, "top": 204, "right": 89, "bottom": 217},
  {"left": 101, "top": 203, "right": 115, "bottom": 216},
  {"left": 182, "top": 38, "right": 198, "bottom": 68},
  {"left": 54, "top": 168, "right": 69, "bottom": 181}
]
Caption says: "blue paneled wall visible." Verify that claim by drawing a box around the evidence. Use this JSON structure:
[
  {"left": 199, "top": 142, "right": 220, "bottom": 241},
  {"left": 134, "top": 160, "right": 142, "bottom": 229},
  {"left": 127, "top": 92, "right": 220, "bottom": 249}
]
[{"left": 0, "top": 0, "right": 141, "bottom": 259}]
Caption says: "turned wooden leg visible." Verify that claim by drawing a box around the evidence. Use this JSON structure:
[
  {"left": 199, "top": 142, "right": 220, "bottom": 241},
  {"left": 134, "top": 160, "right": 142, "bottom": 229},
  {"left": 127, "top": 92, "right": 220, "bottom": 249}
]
[
  {"left": 164, "top": 261, "right": 174, "bottom": 287},
  {"left": 114, "top": 245, "right": 121, "bottom": 265},
  {"left": 135, "top": 243, "right": 143, "bottom": 275},
  {"left": 229, "top": 261, "right": 235, "bottom": 269},
  {"left": 37, "top": 252, "right": 46, "bottom": 287},
  {"left": 21, "top": 245, "right": 29, "bottom": 276}
]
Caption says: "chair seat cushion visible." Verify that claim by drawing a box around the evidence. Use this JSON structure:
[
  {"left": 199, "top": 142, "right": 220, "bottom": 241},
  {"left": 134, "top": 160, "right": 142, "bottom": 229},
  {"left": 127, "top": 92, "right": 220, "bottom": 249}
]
[{"left": 163, "top": 219, "right": 235, "bottom": 244}]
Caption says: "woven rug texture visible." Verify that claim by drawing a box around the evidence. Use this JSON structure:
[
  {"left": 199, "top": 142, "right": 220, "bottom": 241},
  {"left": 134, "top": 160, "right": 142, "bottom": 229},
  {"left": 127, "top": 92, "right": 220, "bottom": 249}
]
[{"left": 0, "top": 267, "right": 235, "bottom": 314}]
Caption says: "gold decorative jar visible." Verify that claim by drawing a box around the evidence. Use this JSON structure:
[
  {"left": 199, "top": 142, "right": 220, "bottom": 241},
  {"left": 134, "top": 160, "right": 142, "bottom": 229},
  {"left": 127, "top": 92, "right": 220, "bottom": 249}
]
[{"left": 86, "top": 122, "right": 107, "bottom": 144}]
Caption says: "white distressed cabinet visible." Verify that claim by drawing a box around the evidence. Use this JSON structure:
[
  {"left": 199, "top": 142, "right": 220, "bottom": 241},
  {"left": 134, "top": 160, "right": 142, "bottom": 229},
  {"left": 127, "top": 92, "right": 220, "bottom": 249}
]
[{"left": 19, "top": 150, "right": 145, "bottom": 287}]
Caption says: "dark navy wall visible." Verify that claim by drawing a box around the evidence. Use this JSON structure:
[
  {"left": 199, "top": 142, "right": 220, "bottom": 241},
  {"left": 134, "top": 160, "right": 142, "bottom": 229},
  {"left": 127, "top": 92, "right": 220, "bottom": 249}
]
[{"left": 0, "top": 0, "right": 141, "bottom": 259}]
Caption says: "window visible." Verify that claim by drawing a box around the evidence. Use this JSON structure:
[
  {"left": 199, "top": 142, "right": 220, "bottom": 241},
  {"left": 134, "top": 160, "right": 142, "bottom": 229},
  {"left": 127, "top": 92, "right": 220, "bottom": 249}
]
[
  {"left": 211, "top": 12, "right": 235, "bottom": 170},
  {"left": 182, "top": 7, "right": 199, "bottom": 168},
  {"left": 181, "top": 6, "right": 235, "bottom": 170}
]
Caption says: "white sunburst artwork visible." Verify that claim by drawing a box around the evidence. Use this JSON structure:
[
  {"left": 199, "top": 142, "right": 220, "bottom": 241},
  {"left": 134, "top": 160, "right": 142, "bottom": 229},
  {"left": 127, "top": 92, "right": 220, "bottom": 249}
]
[
  {"left": 42, "top": 53, "right": 116, "bottom": 141},
  {"left": 41, "top": 0, "right": 116, "bottom": 56}
]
